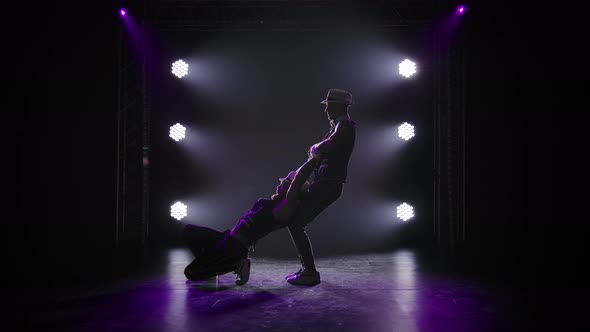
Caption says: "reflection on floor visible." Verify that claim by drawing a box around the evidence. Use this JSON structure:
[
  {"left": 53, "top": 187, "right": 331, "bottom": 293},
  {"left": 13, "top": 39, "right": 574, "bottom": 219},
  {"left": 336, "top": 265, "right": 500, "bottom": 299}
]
[{"left": 22, "top": 249, "right": 530, "bottom": 332}]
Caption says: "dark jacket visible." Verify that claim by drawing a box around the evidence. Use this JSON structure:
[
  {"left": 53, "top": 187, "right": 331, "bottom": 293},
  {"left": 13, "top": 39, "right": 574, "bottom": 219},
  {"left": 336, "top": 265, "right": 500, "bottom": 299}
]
[{"left": 229, "top": 198, "right": 280, "bottom": 249}]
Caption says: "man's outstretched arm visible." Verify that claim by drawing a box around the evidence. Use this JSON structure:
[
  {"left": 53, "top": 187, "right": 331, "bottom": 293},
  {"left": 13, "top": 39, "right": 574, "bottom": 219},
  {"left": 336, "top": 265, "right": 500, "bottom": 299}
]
[
  {"left": 273, "top": 156, "right": 320, "bottom": 222},
  {"left": 286, "top": 157, "right": 319, "bottom": 201}
]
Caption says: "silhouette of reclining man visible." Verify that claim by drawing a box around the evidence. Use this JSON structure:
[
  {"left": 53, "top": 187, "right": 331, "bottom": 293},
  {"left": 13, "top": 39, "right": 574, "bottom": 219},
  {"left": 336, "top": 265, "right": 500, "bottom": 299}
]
[{"left": 183, "top": 155, "right": 319, "bottom": 286}]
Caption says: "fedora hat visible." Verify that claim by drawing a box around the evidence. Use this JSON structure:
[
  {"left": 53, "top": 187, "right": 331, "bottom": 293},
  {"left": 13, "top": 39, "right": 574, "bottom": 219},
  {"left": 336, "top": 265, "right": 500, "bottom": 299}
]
[{"left": 320, "top": 88, "right": 353, "bottom": 105}]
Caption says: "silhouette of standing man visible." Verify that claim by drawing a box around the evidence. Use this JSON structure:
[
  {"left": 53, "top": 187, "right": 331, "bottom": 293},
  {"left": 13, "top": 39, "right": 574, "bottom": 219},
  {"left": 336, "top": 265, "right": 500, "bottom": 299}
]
[{"left": 286, "top": 88, "right": 357, "bottom": 286}]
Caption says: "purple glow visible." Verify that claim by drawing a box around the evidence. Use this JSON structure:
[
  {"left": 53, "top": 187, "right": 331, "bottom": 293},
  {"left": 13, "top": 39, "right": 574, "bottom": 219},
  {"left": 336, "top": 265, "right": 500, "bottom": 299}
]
[
  {"left": 457, "top": 5, "right": 466, "bottom": 14},
  {"left": 120, "top": 8, "right": 126, "bottom": 16}
]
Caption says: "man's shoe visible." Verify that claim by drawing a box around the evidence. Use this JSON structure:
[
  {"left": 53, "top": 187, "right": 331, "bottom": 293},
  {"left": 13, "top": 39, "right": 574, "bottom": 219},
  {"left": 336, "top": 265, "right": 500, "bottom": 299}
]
[
  {"left": 234, "top": 258, "right": 251, "bottom": 286},
  {"left": 287, "top": 269, "right": 320, "bottom": 286},
  {"left": 284, "top": 268, "right": 304, "bottom": 280}
]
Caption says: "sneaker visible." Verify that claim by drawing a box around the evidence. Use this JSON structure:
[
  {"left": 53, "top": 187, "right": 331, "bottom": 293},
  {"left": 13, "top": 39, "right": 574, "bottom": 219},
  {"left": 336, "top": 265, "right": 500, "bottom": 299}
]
[
  {"left": 284, "top": 268, "right": 304, "bottom": 280},
  {"left": 287, "top": 269, "right": 320, "bottom": 286},
  {"left": 234, "top": 258, "right": 251, "bottom": 286}
]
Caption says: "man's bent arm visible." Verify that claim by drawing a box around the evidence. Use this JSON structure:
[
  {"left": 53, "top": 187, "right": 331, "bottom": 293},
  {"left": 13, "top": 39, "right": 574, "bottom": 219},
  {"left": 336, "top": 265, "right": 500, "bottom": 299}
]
[
  {"left": 285, "top": 157, "right": 319, "bottom": 202},
  {"left": 273, "top": 156, "right": 320, "bottom": 222},
  {"left": 310, "top": 122, "right": 352, "bottom": 155}
]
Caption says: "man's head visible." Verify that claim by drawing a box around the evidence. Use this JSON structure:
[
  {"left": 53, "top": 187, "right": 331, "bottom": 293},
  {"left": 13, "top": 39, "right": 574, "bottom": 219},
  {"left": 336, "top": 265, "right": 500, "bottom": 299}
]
[{"left": 321, "top": 88, "right": 352, "bottom": 121}]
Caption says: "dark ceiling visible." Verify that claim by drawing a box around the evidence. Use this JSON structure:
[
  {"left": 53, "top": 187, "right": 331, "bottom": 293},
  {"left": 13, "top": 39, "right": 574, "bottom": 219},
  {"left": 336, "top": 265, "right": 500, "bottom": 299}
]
[{"left": 140, "top": 0, "right": 448, "bottom": 29}]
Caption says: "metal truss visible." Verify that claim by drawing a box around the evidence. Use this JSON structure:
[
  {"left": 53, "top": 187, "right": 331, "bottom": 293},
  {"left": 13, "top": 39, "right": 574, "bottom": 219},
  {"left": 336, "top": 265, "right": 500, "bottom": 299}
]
[
  {"left": 116, "top": 4, "right": 151, "bottom": 249},
  {"left": 144, "top": 0, "right": 439, "bottom": 30}
]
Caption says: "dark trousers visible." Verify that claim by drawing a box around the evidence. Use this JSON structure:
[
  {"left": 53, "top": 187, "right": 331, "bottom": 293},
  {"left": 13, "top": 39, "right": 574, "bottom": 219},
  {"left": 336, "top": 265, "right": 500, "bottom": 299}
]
[
  {"left": 183, "top": 224, "right": 248, "bottom": 281},
  {"left": 287, "top": 180, "right": 342, "bottom": 271}
]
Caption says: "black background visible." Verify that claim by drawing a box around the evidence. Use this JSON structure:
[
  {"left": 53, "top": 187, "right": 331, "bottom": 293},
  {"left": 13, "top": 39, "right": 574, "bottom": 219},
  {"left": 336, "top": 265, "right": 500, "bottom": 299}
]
[{"left": 12, "top": 0, "right": 557, "bottom": 325}]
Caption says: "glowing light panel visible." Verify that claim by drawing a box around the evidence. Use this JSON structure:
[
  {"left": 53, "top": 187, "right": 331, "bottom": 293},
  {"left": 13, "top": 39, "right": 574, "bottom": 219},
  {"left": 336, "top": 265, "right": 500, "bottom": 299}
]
[
  {"left": 398, "top": 122, "right": 415, "bottom": 141},
  {"left": 169, "top": 123, "right": 186, "bottom": 142},
  {"left": 397, "top": 203, "right": 414, "bottom": 221},
  {"left": 171, "top": 202, "right": 188, "bottom": 220},
  {"left": 399, "top": 59, "right": 417, "bottom": 78},
  {"left": 171, "top": 59, "right": 189, "bottom": 78}
]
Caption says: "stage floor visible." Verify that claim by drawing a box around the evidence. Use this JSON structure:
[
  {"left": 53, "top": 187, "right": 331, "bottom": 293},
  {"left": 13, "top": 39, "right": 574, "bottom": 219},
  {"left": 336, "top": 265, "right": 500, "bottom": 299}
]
[{"left": 21, "top": 249, "right": 533, "bottom": 332}]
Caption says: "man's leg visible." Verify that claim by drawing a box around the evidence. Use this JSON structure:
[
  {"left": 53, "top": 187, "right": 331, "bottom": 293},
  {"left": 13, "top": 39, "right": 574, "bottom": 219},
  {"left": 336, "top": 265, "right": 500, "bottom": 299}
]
[
  {"left": 287, "top": 224, "right": 316, "bottom": 269},
  {"left": 183, "top": 224, "right": 227, "bottom": 258},
  {"left": 184, "top": 254, "right": 240, "bottom": 281},
  {"left": 183, "top": 224, "right": 251, "bottom": 284},
  {"left": 286, "top": 181, "right": 342, "bottom": 285},
  {"left": 286, "top": 224, "right": 317, "bottom": 283}
]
